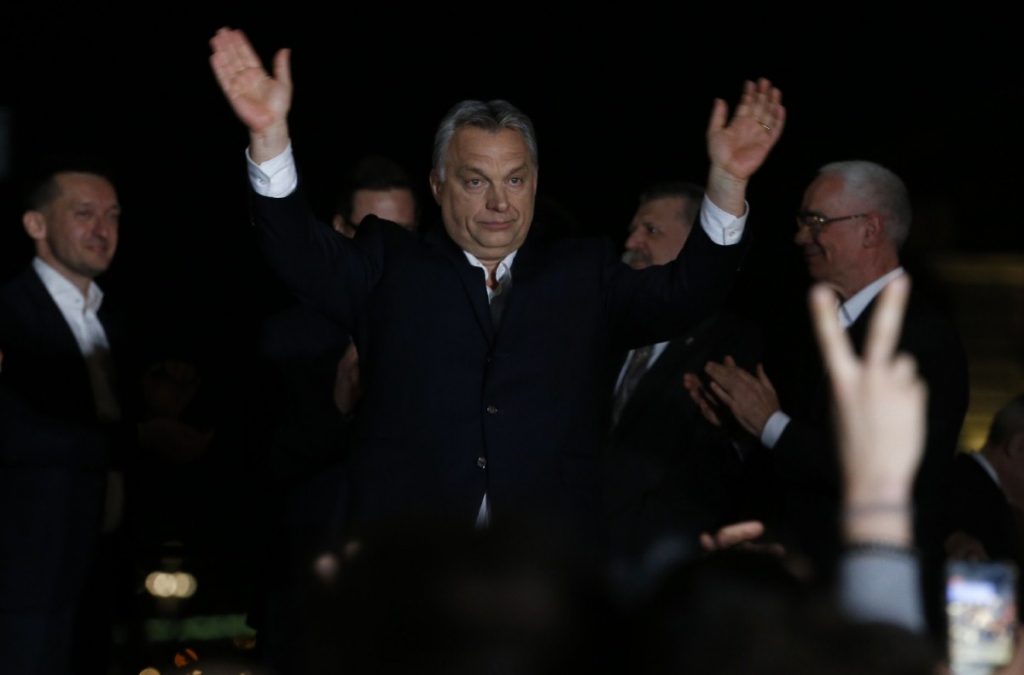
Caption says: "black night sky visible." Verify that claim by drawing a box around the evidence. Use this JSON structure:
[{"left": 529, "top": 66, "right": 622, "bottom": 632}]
[
  {"left": 2, "top": 6, "right": 1024, "bottom": 665},
  {"left": 2, "top": 8, "right": 1023, "bottom": 340}
]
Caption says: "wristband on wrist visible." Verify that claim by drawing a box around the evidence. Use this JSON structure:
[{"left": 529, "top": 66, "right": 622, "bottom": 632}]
[
  {"left": 844, "top": 540, "right": 916, "bottom": 556},
  {"left": 842, "top": 502, "right": 911, "bottom": 519}
]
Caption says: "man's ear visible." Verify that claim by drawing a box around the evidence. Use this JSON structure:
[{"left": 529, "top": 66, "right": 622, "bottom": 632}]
[
  {"left": 429, "top": 169, "right": 443, "bottom": 205},
  {"left": 22, "top": 210, "right": 46, "bottom": 241},
  {"left": 862, "top": 212, "right": 885, "bottom": 247}
]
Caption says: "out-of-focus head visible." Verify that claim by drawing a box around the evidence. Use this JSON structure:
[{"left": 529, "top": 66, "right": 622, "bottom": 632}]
[
  {"left": 429, "top": 100, "right": 538, "bottom": 268},
  {"left": 306, "top": 519, "right": 615, "bottom": 675},
  {"left": 332, "top": 155, "right": 419, "bottom": 237},
  {"left": 984, "top": 393, "right": 1024, "bottom": 453},
  {"left": 22, "top": 167, "right": 120, "bottom": 294},
  {"left": 623, "top": 181, "right": 704, "bottom": 270},
  {"left": 794, "top": 160, "right": 910, "bottom": 298}
]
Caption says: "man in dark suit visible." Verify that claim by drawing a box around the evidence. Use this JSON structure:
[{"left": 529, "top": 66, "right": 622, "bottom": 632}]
[
  {"left": 0, "top": 167, "right": 128, "bottom": 674},
  {"left": 945, "top": 393, "right": 1024, "bottom": 567},
  {"left": 690, "top": 160, "right": 969, "bottom": 627},
  {"left": 209, "top": 28, "right": 785, "bottom": 554},
  {"left": 252, "top": 155, "right": 419, "bottom": 674},
  {"left": 604, "top": 180, "right": 762, "bottom": 571},
  {"left": 0, "top": 163, "right": 213, "bottom": 673}
]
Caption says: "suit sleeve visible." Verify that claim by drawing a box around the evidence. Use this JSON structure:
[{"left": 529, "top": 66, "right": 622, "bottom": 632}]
[
  {"left": 250, "top": 191, "right": 385, "bottom": 329},
  {"left": 605, "top": 214, "right": 751, "bottom": 350},
  {"left": 771, "top": 417, "right": 841, "bottom": 490}
]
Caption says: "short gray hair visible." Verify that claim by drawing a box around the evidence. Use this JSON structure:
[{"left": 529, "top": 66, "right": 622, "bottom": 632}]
[
  {"left": 818, "top": 160, "right": 912, "bottom": 248},
  {"left": 432, "top": 100, "right": 538, "bottom": 181}
]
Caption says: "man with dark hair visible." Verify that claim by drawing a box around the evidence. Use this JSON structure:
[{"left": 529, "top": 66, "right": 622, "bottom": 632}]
[
  {"left": 0, "top": 164, "right": 210, "bottom": 673},
  {"left": 0, "top": 166, "right": 126, "bottom": 673},
  {"left": 331, "top": 154, "right": 418, "bottom": 237}
]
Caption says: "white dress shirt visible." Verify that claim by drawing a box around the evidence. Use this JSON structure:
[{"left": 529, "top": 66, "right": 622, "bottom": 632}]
[
  {"left": 33, "top": 257, "right": 124, "bottom": 533},
  {"left": 465, "top": 249, "right": 517, "bottom": 529},
  {"left": 32, "top": 257, "right": 121, "bottom": 422}
]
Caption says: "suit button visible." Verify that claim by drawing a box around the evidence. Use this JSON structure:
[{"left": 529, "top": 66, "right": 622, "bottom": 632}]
[
  {"left": 477, "top": 457, "right": 487, "bottom": 469},
  {"left": 486, "top": 405, "right": 498, "bottom": 414}
]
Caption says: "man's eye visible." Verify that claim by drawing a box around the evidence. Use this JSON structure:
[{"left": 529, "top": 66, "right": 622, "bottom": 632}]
[
  {"left": 466, "top": 178, "right": 483, "bottom": 188},
  {"left": 509, "top": 176, "right": 522, "bottom": 185},
  {"left": 645, "top": 224, "right": 660, "bottom": 235}
]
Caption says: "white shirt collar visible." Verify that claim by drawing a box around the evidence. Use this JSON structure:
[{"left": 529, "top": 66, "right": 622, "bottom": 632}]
[
  {"left": 463, "top": 250, "right": 517, "bottom": 298},
  {"left": 32, "top": 257, "right": 104, "bottom": 313},
  {"left": 839, "top": 267, "right": 905, "bottom": 329},
  {"left": 972, "top": 452, "right": 1002, "bottom": 489}
]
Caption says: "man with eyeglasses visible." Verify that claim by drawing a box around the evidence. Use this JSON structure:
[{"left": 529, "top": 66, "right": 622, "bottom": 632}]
[{"left": 686, "top": 160, "right": 969, "bottom": 627}]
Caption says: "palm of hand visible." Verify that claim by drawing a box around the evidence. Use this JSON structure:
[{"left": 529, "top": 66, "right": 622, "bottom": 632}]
[
  {"left": 708, "top": 118, "right": 776, "bottom": 181},
  {"left": 225, "top": 69, "right": 291, "bottom": 133}
]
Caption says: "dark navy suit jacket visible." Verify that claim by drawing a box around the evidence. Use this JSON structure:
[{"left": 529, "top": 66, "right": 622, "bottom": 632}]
[
  {"left": 0, "top": 266, "right": 127, "bottom": 673},
  {"left": 252, "top": 190, "right": 748, "bottom": 547}
]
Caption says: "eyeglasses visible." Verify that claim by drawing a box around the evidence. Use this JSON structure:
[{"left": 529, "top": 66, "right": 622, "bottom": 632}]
[{"left": 795, "top": 211, "right": 870, "bottom": 235}]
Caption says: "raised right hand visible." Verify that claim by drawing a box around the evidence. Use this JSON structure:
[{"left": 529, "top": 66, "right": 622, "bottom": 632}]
[{"left": 209, "top": 27, "right": 292, "bottom": 143}]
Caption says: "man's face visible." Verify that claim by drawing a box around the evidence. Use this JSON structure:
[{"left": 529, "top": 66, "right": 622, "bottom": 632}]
[
  {"left": 28, "top": 172, "right": 120, "bottom": 285},
  {"left": 623, "top": 196, "right": 694, "bottom": 269},
  {"left": 794, "top": 173, "right": 865, "bottom": 291},
  {"left": 351, "top": 188, "right": 417, "bottom": 231},
  {"left": 430, "top": 127, "right": 537, "bottom": 265}
]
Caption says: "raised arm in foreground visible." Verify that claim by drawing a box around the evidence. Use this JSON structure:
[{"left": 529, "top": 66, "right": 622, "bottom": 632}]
[
  {"left": 704, "top": 78, "right": 785, "bottom": 216},
  {"left": 812, "top": 276, "right": 928, "bottom": 631},
  {"left": 209, "top": 27, "right": 293, "bottom": 162}
]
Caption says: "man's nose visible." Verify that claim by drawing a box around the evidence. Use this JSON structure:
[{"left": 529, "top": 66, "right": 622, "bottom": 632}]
[
  {"left": 793, "top": 224, "right": 812, "bottom": 246},
  {"left": 625, "top": 228, "right": 646, "bottom": 250},
  {"left": 486, "top": 184, "right": 509, "bottom": 211}
]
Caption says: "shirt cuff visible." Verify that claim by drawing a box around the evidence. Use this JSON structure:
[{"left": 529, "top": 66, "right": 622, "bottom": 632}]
[
  {"left": 760, "top": 410, "right": 790, "bottom": 448},
  {"left": 246, "top": 142, "right": 298, "bottom": 198},
  {"left": 699, "top": 195, "right": 747, "bottom": 246},
  {"left": 839, "top": 547, "right": 925, "bottom": 632}
]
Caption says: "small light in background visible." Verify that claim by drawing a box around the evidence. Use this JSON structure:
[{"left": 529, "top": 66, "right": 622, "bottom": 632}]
[
  {"left": 145, "top": 571, "right": 198, "bottom": 599},
  {"left": 139, "top": 668, "right": 161, "bottom": 675},
  {"left": 173, "top": 571, "right": 198, "bottom": 598}
]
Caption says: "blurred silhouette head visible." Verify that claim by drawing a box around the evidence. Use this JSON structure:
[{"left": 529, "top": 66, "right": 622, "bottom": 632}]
[
  {"left": 333, "top": 155, "right": 418, "bottom": 237},
  {"left": 305, "top": 518, "right": 617, "bottom": 674}
]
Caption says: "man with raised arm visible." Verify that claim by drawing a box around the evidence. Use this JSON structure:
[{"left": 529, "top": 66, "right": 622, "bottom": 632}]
[{"left": 208, "top": 27, "right": 784, "bottom": 553}]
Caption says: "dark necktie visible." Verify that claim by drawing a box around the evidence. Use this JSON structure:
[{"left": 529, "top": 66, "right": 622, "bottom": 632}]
[
  {"left": 488, "top": 273, "right": 509, "bottom": 326},
  {"left": 612, "top": 344, "right": 654, "bottom": 426}
]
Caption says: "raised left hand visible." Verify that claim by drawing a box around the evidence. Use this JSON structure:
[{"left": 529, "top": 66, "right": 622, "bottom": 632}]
[{"left": 707, "top": 78, "right": 786, "bottom": 182}]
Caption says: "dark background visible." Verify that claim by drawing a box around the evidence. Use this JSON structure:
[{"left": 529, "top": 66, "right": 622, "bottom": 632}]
[
  {"left": 1, "top": 5, "right": 1022, "bottom": 663},
  {"left": 1, "top": 10, "right": 1021, "bottom": 420},
  {"left": 3, "top": 9, "right": 1022, "bottom": 274},
  {"left": 1, "top": 9, "right": 1022, "bottom": 411}
]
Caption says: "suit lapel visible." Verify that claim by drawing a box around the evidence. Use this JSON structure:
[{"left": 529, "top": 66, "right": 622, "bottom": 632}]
[
  {"left": 496, "top": 233, "right": 544, "bottom": 334},
  {"left": 422, "top": 227, "right": 495, "bottom": 342},
  {"left": 20, "top": 269, "right": 85, "bottom": 362}
]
